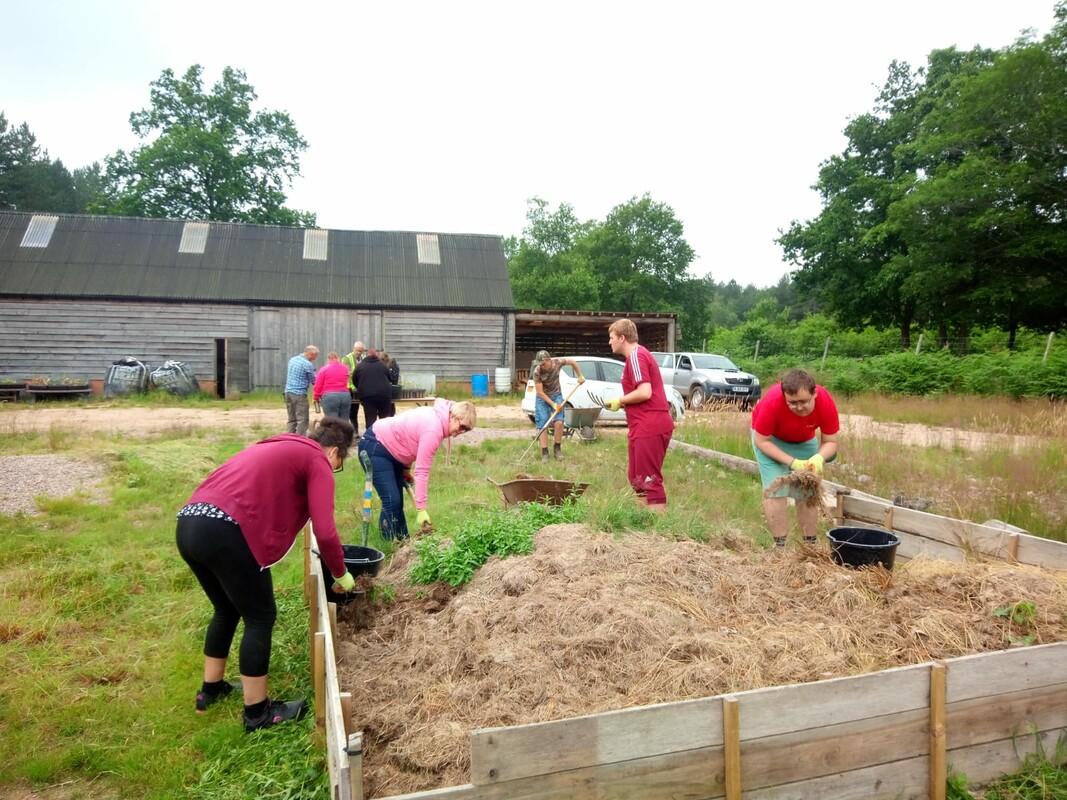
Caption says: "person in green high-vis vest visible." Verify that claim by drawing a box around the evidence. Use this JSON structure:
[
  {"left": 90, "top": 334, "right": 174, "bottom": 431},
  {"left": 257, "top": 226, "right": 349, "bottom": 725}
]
[{"left": 341, "top": 341, "right": 366, "bottom": 435}]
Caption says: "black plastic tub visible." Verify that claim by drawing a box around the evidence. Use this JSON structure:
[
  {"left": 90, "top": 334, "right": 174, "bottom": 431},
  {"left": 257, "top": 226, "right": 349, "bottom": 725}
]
[
  {"left": 320, "top": 544, "right": 385, "bottom": 605},
  {"left": 827, "top": 527, "right": 900, "bottom": 570}
]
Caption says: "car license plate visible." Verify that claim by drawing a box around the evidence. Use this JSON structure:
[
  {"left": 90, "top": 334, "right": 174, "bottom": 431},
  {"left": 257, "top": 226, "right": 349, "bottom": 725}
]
[{"left": 732, "top": 386, "right": 749, "bottom": 393}]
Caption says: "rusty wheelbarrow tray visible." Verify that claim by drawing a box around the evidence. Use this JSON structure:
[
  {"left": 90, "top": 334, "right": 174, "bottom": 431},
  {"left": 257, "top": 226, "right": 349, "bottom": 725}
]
[{"left": 487, "top": 476, "right": 589, "bottom": 507}]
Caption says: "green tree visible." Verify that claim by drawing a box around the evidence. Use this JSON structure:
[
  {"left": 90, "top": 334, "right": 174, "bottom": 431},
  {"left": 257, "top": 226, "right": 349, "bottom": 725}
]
[
  {"left": 780, "top": 48, "right": 997, "bottom": 347},
  {"left": 507, "top": 198, "right": 600, "bottom": 309},
  {"left": 98, "top": 65, "right": 315, "bottom": 225},
  {"left": 0, "top": 112, "right": 85, "bottom": 213},
  {"left": 887, "top": 8, "right": 1067, "bottom": 347}
]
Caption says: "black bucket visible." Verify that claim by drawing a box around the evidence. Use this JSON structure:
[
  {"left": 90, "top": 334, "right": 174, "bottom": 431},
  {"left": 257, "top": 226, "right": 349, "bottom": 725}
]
[
  {"left": 320, "top": 544, "right": 385, "bottom": 605},
  {"left": 827, "top": 527, "right": 900, "bottom": 570}
]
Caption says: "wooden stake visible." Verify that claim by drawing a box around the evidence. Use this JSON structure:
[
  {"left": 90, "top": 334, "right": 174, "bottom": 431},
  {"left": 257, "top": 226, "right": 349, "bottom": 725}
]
[
  {"left": 723, "top": 696, "right": 742, "bottom": 800},
  {"left": 329, "top": 601, "right": 339, "bottom": 650},
  {"left": 348, "top": 732, "right": 365, "bottom": 800},
  {"left": 882, "top": 505, "right": 894, "bottom": 531},
  {"left": 303, "top": 528, "right": 311, "bottom": 602},
  {"left": 308, "top": 573, "right": 319, "bottom": 662},
  {"left": 314, "top": 631, "right": 326, "bottom": 730},
  {"left": 1008, "top": 533, "right": 1020, "bottom": 563},
  {"left": 834, "top": 489, "right": 848, "bottom": 526},
  {"left": 930, "top": 662, "right": 947, "bottom": 800},
  {"left": 340, "top": 692, "right": 354, "bottom": 737}
]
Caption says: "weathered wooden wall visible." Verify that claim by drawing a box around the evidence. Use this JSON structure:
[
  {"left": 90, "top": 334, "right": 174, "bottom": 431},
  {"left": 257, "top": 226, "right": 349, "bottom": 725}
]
[
  {"left": 0, "top": 298, "right": 248, "bottom": 381},
  {"left": 249, "top": 306, "right": 384, "bottom": 389},
  {"left": 382, "top": 310, "right": 513, "bottom": 380}
]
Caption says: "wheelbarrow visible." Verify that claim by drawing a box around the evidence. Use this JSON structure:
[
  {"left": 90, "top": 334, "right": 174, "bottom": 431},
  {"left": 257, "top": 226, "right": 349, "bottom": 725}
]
[
  {"left": 487, "top": 476, "right": 589, "bottom": 508},
  {"left": 563, "top": 405, "right": 602, "bottom": 442}
]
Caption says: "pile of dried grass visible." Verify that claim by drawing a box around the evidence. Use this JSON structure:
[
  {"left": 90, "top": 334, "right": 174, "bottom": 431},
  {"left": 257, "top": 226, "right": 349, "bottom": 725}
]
[
  {"left": 764, "top": 469, "right": 823, "bottom": 508},
  {"left": 336, "top": 523, "right": 1067, "bottom": 797}
]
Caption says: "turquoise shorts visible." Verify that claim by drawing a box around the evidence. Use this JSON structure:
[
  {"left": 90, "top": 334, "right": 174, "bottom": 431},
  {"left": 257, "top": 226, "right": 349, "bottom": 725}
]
[{"left": 751, "top": 432, "right": 819, "bottom": 499}]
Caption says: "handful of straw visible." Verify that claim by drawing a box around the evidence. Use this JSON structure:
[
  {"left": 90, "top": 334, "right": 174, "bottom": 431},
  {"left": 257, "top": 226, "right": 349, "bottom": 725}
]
[{"left": 764, "top": 470, "right": 823, "bottom": 509}]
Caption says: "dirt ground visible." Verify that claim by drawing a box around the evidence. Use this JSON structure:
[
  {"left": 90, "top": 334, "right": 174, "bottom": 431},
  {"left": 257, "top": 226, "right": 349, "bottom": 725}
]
[{"left": 0, "top": 402, "right": 529, "bottom": 436}]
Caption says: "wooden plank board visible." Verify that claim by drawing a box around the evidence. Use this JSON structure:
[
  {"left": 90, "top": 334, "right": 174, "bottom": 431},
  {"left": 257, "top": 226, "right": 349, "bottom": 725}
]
[
  {"left": 734, "top": 662, "right": 929, "bottom": 740},
  {"left": 740, "top": 706, "right": 928, "bottom": 791},
  {"left": 470, "top": 696, "right": 723, "bottom": 784},
  {"left": 743, "top": 757, "right": 928, "bottom": 800},
  {"left": 407, "top": 742, "right": 727, "bottom": 800},
  {"left": 946, "top": 682, "right": 1067, "bottom": 749},
  {"left": 667, "top": 440, "right": 759, "bottom": 475},
  {"left": 894, "top": 529, "right": 967, "bottom": 563},
  {"left": 948, "top": 727, "right": 1067, "bottom": 787},
  {"left": 842, "top": 495, "right": 1067, "bottom": 569},
  {"left": 947, "top": 642, "right": 1067, "bottom": 702}
]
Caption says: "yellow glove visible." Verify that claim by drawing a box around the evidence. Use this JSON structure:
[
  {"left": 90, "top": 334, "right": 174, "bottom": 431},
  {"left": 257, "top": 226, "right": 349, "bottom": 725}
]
[
  {"left": 416, "top": 509, "right": 432, "bottom": 529},
  {"left": 552, "top": 403, "right": 562, "bottom": 413},
  {"left": 577, "top": 375, "right": 586, "bottom": 385},
  {"left": 332, "top": 571, "right": 355, "bottom": 593},
  {"left": 606, "top": 398, "right": 622, "bottom": 412},
  {"left": 807, "top": 454, "right": 825, "bottom": 474},
  {"left": 790, "top": 458, "right": 808, "bottom": 471}
]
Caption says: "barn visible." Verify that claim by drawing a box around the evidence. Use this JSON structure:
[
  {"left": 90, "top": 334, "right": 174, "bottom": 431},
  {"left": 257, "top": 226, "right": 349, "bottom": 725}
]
[{"left": 0, "top": 211, "right": 515, "bottom": 395}]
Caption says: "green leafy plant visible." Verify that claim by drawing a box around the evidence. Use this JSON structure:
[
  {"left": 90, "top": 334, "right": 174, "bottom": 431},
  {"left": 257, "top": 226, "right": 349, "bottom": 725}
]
[
  {"left": 947, "top": 771, "right": 977, "bottom": 800},
  {"left": 994, "top": 600, "right": 1039, "bottom": 646},
  {"left": 410, "top": 500, "right": 583, "bottom": 587}
]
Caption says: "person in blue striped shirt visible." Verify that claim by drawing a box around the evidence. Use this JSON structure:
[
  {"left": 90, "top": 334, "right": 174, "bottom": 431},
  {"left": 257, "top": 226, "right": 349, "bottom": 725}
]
[{"left": 284, "top": 346, "right": 319, "bottom": 435}]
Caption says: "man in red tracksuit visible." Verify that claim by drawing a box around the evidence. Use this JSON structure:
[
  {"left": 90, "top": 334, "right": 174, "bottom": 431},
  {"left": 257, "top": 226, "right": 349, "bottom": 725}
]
[{"left": 605, "top": 318, "right": 674, "bottom": 508}]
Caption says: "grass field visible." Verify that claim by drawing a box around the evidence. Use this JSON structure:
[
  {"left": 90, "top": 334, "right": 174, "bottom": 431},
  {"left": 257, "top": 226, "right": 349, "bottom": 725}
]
[{"left": 0, "top": 394, "right": 1064, "bottom": 797}]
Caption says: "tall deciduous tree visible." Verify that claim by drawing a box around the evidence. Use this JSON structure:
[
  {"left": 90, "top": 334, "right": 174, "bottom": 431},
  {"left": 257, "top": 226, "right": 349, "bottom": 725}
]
[
  {"left": 98, "top": 65, "right": 315, "bottom": 225},
  {"left": 0, "top": 112, "right": 87, "bottom": 213}
]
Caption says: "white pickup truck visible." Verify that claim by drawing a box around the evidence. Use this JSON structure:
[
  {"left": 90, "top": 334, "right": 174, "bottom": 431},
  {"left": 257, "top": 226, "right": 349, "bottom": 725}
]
[{"left": 650, "top": 351, "right": 761, "bottom": 410}]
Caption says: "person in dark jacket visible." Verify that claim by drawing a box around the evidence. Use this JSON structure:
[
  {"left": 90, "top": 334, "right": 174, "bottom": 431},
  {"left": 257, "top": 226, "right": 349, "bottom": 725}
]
[
  {"left": 381, "top": 351, "right": 401, "bottom": 416},
  {"left": 176, "top": 417, "right": 356, "bottom": 732},
  {"left": 354, "top": 348, "right": 394, "bottom": 429}
]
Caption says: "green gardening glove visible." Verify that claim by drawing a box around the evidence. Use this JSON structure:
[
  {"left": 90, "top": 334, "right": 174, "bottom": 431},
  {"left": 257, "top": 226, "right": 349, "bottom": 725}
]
[
  {"left": 332, "top": 571, "right": 355, "bottom": 593},
  {"left": 790, "top": 458, "right": 808, "bottom": 471},
  {"left": 807, "top": 453, "right": 825, "bottom": 475},
  {"left": 416, "top": 509, "right": 432, "bottom": 529},
  {"left": 605, "top": 398, "right": 622, "bottom": 412}
]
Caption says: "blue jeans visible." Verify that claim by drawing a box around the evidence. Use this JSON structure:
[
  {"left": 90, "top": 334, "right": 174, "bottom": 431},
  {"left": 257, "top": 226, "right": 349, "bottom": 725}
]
[
  {"left": 357, "top": 427, "right": 409, "bottom": 540},
  {"left": 321, "top": 391, "right": 351, "bottom": 421},
  {"left": 534, "top": 391, "right": 564, "bottom": 430}
]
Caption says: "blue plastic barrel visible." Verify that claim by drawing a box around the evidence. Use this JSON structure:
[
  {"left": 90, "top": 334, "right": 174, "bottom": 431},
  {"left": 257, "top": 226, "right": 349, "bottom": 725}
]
[{"left": 471, "top": 374, "right": 489, "bottom": 397}]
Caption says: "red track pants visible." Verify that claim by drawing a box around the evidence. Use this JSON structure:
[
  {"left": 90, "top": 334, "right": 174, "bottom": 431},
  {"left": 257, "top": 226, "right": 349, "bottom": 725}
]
[{"left": 627, "top": 432, "right": 671, "bottom": 505}]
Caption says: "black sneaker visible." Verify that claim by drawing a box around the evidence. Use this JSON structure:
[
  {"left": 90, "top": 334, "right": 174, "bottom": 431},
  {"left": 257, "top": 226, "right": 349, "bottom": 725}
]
[
  {"left": 244, "top": 698, "right": 308, "bottom": 732},
  {"left": 802, "top": 535, "right": 818, "bottom": 546},
  {"left": 553, "top": 447, "right": 563, "bottom": 461},
  {"left": 773, "top": 537, "right": 787, "bottom": 548},
  {"left": 195, "top": 680, "right": 240, "bottom": 713}
]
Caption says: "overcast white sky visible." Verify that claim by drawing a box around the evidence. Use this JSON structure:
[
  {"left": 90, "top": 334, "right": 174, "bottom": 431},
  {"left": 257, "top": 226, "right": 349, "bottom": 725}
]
[{"left": 1, "top": 1, "right": 1057, "bottom": 287}]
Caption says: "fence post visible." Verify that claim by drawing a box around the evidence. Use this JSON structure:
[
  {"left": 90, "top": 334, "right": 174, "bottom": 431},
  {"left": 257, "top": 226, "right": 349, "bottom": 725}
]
[
  {"left": 929, "top": 662, "right": 947, "bottom": 800},
  {"left": 915, "top": 333, "right": 924, "bottom": 355},
  {"left": 820, "top": 337, "right": 830, "bottom": 369},
  {"left": 753, "top": 340, "right": 760, "bottom": 361},
  {"left": 1044, "top": 332, "right": 1054, "bottom": 363},
  {"left": 722, "top": 696, "right": 742, "bottom": 800}
]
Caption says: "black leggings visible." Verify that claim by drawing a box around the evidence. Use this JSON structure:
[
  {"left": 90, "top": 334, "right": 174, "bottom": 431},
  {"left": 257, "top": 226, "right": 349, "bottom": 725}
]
[{"left": 176, "top": 515, "right": 276, "bottom": 677}]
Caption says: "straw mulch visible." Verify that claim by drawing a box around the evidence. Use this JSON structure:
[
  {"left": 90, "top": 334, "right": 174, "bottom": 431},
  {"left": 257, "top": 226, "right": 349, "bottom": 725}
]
[{"left": 336, "top": 523, "right": 1067, "bottom": 797}]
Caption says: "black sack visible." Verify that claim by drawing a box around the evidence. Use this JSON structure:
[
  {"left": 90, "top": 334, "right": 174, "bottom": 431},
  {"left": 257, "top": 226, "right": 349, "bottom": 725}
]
[
  {"left": 104, "top": 357, "right": 150, "bottom": 398},
  {"left": 150, "top": 360, "right": 200, "bottom": 396}
]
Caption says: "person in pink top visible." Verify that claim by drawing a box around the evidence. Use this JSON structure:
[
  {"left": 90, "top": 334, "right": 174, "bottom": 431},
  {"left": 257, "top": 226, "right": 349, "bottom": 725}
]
[
  {"left": 750, "top": 368, "right": 840, "bottom": 548},
  {"left": 356, "top": 398, "right": 477, "bottom": 539},
  {"left": 313, "top": 352, "right": 351, "bottom": 423}
]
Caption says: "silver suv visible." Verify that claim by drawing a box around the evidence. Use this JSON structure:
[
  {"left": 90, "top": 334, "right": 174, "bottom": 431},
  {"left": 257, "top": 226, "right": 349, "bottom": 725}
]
[{"left": 651, "top": 352, "right": 761, "bottom": 410}]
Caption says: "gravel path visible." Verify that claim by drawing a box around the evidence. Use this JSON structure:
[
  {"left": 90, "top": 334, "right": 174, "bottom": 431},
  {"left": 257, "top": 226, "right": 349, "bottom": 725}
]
[{"left": 0, "top": 455, "right": 108, "bottom": 515}]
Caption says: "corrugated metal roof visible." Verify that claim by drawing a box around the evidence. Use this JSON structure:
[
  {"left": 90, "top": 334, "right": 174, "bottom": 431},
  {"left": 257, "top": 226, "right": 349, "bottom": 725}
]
[
  {"left": 20, "top": 215, "right": 58, "bottom": 248},
  {"left": 0, "top": 212, "right": 513, "bottom": 310}
]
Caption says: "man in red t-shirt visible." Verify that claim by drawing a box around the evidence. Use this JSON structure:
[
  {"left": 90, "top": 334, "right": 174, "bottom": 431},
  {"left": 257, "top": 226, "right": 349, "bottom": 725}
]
[
  {"left": 605, "top": 318, "right": 674, "bottom": 508},
  {"left": 750, "top": 368, "right": 840, "bottom": 547}
]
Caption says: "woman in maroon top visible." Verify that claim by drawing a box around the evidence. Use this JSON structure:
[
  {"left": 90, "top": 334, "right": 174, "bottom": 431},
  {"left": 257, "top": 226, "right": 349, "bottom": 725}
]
[
  {"left": 750, "top": 368, "right": 840, "bottom": 547},
  {"left": 177, "top": 417, "right": 356, "bottom": 731}
]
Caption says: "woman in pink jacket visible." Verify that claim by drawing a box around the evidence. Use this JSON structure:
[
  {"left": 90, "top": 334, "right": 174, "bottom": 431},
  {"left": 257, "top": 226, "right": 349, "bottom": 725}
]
[
  {"left": 313, "top": 351, "right": 351, "bottom": 422},
  {"left": 357, "top": 398, "right": 477, "bottom": 539}
]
